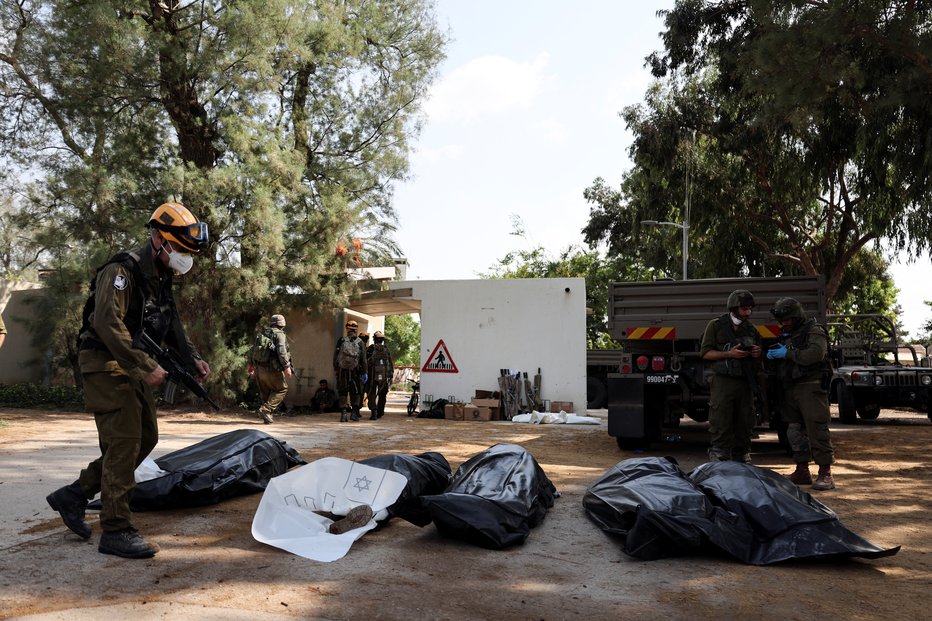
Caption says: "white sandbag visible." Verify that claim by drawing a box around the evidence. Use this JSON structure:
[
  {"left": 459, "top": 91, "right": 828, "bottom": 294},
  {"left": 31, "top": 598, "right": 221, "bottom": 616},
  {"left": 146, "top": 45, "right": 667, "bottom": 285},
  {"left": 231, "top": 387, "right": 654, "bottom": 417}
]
[{"left": 251, "top": 457, "right": 407, "bottom": 562}]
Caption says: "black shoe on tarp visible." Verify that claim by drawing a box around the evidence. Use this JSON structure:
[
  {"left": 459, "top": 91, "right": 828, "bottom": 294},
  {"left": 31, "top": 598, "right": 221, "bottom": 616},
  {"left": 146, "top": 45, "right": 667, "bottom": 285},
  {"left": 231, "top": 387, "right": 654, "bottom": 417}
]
[
  {"left": 99, "top": 528, "right": 158, "bottom": 559},
  {"left": 46, "top": 481, "right": 91, "bottom": 539}
]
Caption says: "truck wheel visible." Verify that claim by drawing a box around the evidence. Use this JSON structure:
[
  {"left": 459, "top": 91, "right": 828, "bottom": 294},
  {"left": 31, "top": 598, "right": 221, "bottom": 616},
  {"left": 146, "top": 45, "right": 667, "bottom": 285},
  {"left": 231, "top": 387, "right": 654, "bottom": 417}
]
[
  {"left": 836, "top": 384, "right": 857, "bottom": 424},
  {"left": 856, "top": 403, "right": 881, "bottom": 420},
  {"left": 587, "top": 377, "right": 607, "bottom": 409}
]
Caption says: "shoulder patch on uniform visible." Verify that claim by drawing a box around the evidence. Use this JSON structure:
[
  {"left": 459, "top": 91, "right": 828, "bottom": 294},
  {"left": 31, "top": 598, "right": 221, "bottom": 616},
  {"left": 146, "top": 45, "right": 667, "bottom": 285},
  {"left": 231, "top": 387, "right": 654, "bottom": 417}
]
[{"left": 113, "top": 274, "right": 128, "bottom": 290}]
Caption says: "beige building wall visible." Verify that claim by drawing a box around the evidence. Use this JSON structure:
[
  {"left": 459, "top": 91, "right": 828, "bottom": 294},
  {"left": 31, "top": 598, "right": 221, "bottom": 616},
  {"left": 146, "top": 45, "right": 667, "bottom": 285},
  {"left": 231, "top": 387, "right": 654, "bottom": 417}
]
[
  {"left": 280, "top": 308, "right": 384, "bottom": 406},
  {"left": 0, "top": 282, "right": 48, "bottom": 384}
]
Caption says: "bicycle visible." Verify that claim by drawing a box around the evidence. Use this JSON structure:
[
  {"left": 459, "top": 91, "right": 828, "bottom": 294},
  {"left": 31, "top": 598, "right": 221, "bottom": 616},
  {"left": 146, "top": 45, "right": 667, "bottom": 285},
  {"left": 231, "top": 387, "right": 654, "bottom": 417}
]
[{"left": 406, "top": 379, "right": 420, "bottom": 416}]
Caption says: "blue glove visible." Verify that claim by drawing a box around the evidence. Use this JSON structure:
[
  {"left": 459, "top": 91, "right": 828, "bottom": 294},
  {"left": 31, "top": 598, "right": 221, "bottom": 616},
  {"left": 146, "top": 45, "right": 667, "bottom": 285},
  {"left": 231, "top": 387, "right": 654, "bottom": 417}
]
[
  {"left": 766, "top": 343, "right": 787, "bottom": 360},
  {"left": 362, "top": 373, "right": 368, "bottom": 383}
]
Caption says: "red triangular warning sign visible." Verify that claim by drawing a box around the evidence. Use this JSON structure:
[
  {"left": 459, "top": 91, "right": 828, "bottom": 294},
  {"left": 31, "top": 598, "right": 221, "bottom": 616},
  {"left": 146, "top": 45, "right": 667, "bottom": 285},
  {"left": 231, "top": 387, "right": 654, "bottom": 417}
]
[{"left": 422, "top": 339, "right": 458, "bottom": 373}]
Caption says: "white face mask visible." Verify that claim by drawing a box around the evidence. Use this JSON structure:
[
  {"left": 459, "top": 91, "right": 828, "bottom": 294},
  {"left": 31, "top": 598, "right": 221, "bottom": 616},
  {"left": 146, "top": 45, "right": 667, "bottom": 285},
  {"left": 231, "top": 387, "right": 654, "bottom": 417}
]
[
  {"left": 730, "top": 313, "right": 743, "bottom": 326},
  {"left": 156, "top": 239, "right": 194, "bottom": 275}
]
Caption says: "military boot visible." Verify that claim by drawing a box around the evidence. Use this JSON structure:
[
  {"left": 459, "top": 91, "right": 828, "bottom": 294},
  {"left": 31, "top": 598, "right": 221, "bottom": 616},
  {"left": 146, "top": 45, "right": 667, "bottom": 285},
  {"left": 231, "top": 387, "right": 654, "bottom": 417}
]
[
  {"left": 787, "top": 462, "right": 813, "bottom": 485},
  {"left": 369, "top": 410, "right": 377, "bottom": 421},
  {"left": 340, "top": 408, "right": 349, "bottom": 422},
  {"left": 98, "top": 528, "right": 158, "bottom": 559},
  {"left": 46, "top": 481, "right": 91, "bottom": 539},
  {"left": 811, "top": 465, "right": 835, "bottom": 491},
  {"left": 351, "top": 407, "right": 361, "bottom": 422}
]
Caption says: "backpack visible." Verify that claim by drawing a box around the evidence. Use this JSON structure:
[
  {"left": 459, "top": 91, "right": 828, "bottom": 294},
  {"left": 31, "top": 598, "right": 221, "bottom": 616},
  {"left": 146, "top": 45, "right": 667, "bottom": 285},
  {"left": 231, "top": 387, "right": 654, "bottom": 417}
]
[
  {"left": 369, "top": 344, "right": 392, "bottom": 382},
  {"left": 337, "top": 336, "right": 362, "bottom": 370},
  {"left": 251, "top": 330, "right": 277, "bottom": 365}
]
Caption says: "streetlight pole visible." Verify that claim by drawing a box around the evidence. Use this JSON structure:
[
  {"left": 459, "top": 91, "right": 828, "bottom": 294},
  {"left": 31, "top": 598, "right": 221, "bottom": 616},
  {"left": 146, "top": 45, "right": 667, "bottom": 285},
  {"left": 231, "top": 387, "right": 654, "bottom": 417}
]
[
  {"left": 641, "top": 220, "right": 688, "bottom": 280},
  {"left": 641, "top": 130, "right": 693, "bottom": 280}
]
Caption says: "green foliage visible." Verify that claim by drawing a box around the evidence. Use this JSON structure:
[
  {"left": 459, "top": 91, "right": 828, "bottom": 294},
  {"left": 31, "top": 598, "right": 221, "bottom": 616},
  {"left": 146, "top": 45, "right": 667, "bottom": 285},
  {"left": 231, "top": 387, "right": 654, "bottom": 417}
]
[
  {"left": 384, "top": 313, "right": 421, "bottom": 367},
  {"left": 586, "top": 1, "right": 932, "bottom": 309},
  {"left": 0, "top": 0, "right": 446, "bottom": 400},
  {"left": 483, "top": 217, "right": 655, "bottom": 348},
  {"left": 0, "top": 383, "right": 84, "bottom": 410}
]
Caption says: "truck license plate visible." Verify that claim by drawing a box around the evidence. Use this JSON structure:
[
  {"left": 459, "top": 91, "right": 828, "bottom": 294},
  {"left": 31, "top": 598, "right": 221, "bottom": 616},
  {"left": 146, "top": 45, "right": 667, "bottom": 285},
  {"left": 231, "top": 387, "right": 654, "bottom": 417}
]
[{"left": 645, "top": 374, "right": 678, "bottom": 385}]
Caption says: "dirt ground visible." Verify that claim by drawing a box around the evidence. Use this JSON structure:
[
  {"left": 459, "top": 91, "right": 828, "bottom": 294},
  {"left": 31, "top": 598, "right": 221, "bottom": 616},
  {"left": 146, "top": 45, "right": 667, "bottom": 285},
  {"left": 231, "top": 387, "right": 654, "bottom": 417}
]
[{"left": 1, "top": 394, "right": 930, "bottom": 621}]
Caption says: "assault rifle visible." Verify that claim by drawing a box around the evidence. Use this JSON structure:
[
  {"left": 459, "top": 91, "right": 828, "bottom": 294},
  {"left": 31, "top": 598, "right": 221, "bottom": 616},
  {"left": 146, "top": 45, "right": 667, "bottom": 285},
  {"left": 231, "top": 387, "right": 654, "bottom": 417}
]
[{"left": 137, "top": 331, "right": 220, "bottom": 410}]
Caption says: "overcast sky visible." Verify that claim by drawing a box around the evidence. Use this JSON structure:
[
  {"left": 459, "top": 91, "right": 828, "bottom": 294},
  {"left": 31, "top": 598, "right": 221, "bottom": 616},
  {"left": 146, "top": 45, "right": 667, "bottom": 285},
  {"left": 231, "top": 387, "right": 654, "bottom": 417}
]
[{"left": 391, "top": 0, "right": 931, "bottom": 338}]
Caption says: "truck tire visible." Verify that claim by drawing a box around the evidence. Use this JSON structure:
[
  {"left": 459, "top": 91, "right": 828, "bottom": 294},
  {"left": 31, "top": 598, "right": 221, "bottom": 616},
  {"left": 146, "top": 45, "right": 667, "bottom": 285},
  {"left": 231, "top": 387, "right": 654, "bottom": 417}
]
[
  {"left": 836, "top": 384, "right": 857, "bottom": 424},
  {"left": 587, "top": 376, "right": 607, "bottom": 409},
  {"left": 856, "top": 402, "right": 881, "bottom": 420}
]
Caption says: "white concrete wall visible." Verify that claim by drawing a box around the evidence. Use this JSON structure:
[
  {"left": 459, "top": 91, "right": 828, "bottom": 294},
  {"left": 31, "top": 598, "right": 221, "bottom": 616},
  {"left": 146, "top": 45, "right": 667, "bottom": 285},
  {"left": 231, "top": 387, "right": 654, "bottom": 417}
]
[{"left": 391, "top": 278, "right": 587, "bottom": 413}]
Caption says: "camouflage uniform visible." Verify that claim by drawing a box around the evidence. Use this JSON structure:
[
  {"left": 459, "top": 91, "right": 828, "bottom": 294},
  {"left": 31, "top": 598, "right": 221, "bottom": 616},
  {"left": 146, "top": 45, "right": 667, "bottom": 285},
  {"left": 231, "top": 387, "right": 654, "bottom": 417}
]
[
  {"left": 76, "top": 244, "right": 202, "bottom": 533},
  {"left": 366, "top": 341, "right": 394, "bottom": 419},
  {"left": 334, "top": 334, "right": 367, "bottom": 421},
  {"left": 777, "top": 319, "right": 835, "bottom": 467},
  {"left": 700, "top": 314, "right": 761, "bottom": 462},
  {"left": 250, "top": 323, "right": 291, "bottom": 423}
]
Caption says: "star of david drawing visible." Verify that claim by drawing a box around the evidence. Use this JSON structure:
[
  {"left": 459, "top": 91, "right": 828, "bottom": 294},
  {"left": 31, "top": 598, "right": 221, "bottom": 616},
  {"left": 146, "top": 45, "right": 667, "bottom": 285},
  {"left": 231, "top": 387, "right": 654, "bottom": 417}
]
[{"left": 352, "top": 475, "right": 372, "bottom": 493}]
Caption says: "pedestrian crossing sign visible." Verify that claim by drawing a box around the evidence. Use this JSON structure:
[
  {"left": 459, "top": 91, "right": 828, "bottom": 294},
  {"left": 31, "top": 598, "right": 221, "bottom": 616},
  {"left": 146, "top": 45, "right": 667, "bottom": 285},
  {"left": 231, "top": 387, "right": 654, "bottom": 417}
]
[{"left": 422, "top": 339, "right": 458, "bottom": 373}]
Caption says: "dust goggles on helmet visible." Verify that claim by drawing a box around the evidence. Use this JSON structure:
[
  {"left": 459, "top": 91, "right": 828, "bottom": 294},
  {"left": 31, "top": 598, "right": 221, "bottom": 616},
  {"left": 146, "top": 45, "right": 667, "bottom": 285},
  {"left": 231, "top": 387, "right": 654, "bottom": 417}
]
[{"left": 150, "top": 221, "right": 210, "bottom": 254}]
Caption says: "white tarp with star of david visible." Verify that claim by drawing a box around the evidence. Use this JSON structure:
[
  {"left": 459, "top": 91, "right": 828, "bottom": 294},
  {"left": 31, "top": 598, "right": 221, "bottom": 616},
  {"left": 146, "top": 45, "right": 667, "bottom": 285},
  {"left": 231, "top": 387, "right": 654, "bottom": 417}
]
[{"left": 251, "top": 457, "right": 408, "bottom": 562}]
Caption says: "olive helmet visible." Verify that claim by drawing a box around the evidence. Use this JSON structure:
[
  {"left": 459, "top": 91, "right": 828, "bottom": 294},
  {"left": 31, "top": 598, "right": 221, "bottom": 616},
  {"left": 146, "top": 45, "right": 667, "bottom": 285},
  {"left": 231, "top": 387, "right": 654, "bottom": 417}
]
[
  {"left": 770, "top": 297, "right": 805, "bottom": 322},
  {"left": 269, "top": 314, "right": 286, "bottom": 327},
  {"left": 373, "top": 330, "right": 384, "bottom": 339},
  {"left": 345, "top": 319, "right": 358, "bottom": 332},
  {"left": 727, "top": 289, "right": 755, "bottom": 311},
  {"left": 148, "top": 202, "right": 210, "bottom": 254}
]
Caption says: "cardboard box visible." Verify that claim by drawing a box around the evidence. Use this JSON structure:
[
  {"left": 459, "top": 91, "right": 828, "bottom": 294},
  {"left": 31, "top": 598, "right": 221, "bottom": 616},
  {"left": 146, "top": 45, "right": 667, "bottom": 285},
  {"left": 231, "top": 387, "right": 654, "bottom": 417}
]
[
  {"left": 444, "top": 403, "right": 465, "bottom": 421},
  {"left": 474, "top": 389, "right": 501, "bottom": 399},
  {"left": 470, "top": 397, "right": 501, "bottom": 421},
  {"left": 463, "top": 404, "right": 492, "bottom": 421},
  {"left": 550, "top": 400, "right": 575, "bottom": 413}
]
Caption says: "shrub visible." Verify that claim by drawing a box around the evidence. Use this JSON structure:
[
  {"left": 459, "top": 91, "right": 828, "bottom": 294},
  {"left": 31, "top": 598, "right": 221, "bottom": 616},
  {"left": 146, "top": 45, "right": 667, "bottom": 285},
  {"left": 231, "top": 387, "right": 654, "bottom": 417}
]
[{"left": 0, "top": 383, "right": 84, "bottom": 409}]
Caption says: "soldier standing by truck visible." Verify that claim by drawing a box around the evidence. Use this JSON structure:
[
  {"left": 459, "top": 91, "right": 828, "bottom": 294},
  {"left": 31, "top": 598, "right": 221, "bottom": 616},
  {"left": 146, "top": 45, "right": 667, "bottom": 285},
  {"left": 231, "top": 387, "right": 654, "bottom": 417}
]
[
  {"left": 767, "top": 297, "right": 836, "bottom": 491},
  {"left": 700, "top": 290, "right": 762, "bottom": 463}
]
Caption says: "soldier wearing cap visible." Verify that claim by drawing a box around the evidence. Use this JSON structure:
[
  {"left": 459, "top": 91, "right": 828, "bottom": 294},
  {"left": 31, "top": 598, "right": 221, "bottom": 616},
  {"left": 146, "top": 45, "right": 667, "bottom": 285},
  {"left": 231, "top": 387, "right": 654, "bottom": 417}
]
[{"left": 248, "top": 314, "right": 292, "bottom": 424}]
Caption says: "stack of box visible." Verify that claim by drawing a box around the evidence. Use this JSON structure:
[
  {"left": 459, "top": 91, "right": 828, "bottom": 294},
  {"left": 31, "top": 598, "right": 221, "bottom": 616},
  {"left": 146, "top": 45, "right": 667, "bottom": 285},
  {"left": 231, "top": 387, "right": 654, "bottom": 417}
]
[
  {"left": 550, "top": 401, "right": 575, "bottom": 413},
  {"left": 468, "top": 389, "right": 501, "bottom": 421}
]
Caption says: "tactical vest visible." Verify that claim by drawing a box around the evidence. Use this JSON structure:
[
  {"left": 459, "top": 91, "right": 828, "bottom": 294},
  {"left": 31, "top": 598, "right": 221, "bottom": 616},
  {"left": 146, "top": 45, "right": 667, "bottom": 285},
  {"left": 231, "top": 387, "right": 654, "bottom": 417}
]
[
  {"left": 77, "top": 251, "right": 177, "bottom": 352},
  {"left": 781, "top": 318, "right": 830, "bottom": 381},
  {"left": 710, "top": 314, "right": 757, "bottom": 378}
]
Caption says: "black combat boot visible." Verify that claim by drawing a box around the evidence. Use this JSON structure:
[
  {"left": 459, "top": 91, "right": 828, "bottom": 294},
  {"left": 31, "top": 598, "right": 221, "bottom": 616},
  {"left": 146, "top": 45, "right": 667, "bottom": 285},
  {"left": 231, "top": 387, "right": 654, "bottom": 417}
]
[
  {"left": 787, "top": 462, "right": 813, "bottom": 485},
  {"left": 340, "top": 408, "right": 349, "bottom": 422},
  {"left": 351, "top": 407, "right": 361, "bottom": 421},
  {"left": 98, "top": 528, "right": 158, "bottom": 559},
  {"left": 46, "top": 481, "right": 91, "bottom": 539}
]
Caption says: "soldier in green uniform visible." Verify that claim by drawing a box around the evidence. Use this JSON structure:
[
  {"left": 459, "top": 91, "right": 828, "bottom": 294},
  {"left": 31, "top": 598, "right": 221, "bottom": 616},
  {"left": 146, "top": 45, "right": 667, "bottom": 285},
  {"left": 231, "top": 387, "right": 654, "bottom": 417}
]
[
  {"left": 767, "top": 297, "right": 836, "bottom": 490},
  {"left": 248, "top": 314, "right": 292, "bottom": 424},
  {"left": 46, "top": 202, "right": 210, "bottom": 559},
  {"left": 366, "top": 330, "right": 394, "bottom": 420},
  {"left": 700, "top": 290, "right": 762, "bottom": 463},
  {"left": 334, "top": 319, "right": 367, "bottom": 422}
]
